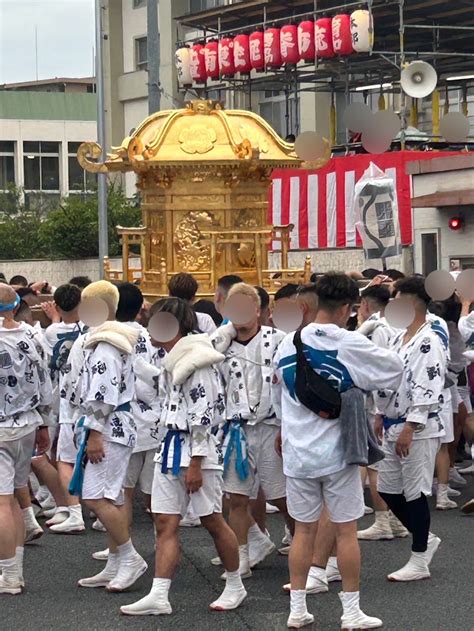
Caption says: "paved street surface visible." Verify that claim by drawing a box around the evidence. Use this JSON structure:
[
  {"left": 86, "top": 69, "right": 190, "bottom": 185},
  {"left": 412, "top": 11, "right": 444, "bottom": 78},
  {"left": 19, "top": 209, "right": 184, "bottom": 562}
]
[{"left": 4, "top": 468, "right": 473, "bottom": 631}]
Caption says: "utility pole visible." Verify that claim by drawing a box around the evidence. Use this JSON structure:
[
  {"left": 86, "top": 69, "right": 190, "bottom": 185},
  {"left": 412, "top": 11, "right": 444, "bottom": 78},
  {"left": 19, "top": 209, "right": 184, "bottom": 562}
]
[
  {"left": 95, "top": 0, "right": 108, "bottom": 278},
  {"left": 147, "top": 0, "right": 161, "bottom": 114}
]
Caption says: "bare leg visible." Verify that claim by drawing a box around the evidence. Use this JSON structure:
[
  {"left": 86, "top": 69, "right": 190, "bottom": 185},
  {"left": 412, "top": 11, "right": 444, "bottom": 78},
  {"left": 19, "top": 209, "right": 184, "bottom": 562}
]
[
  {"left": 289, "top": 520, "right": 319, "bottom": 589},
  {"left": 153, "top": 514, "right": 181, "bottom": 578},
  {"left": 268, "top": 496, "right": 294, "bottom": 535},
  {"left": 31, "top": 455, "right": 67, "bottom": 507},
  {"left": 201, "top": 513, "right": 239, "bottom": 572},
  {"left": 311, "top": 508, "right": 336, "bottom": 567},
  {"left": 14, "top": 486, "right": 32, "bottom": 510},
  {"left": 335, "top": 520, "right": 360, "bottom": 593},
  {"left": 57, "top": 462, "right": 80, "bottom": 507},
  {"left": 11, "top": 498, "right": 25, "bottom": 548},
  {"left": 228, "top": 493, "right": 252, "bottom": 545},
  {"left": 436, "top": 444, "right": 450, "bottom": 485},
  {"left": 249, "top": 487, "right": 266, "bottom": 532},
  {"left": 367, "top": 469, "right": 388, "bottom": 511},
  {"left": 0, "top": 496, "right": 16, "bottom": 560},
  {"left": 124, "top": 487, "right": 134, "bottom": 529},
  {"left": 84, "top": 498, "right": 129, "bottom": 547}
]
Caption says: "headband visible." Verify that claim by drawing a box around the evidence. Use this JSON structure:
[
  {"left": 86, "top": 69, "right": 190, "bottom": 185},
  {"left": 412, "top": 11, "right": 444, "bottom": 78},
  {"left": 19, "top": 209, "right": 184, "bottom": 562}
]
[{"left": 0, "top": 295, "right": 21, "bottom": 312}]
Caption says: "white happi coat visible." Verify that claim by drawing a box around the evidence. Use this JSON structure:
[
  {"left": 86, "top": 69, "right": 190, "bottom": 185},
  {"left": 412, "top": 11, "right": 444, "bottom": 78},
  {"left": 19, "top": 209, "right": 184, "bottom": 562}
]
[
  {"left": 76, "top": 322, "right": 139, "bottom": 448},
  {"left": 212, "top": 324, "right": 285, "bottom": 425},
  {"left": 122, "top": 321, "right": 162, "bottom": 453},
  {"left": 155, "top": 333, "right": 226, "bottom": 472},
  {"left": 43, "top": 321, "right": 85, "bottom": 424},
  {"left": 0, "top": 322, "right": 53, "bottom": 440},
  {"left": 375, "top": 320, "right": 447, "bottom": 442},
  {"left": 274, "top": 323, "right": 403, "bottom": 479},
  {"left": 458, "top": 311, "right": 474, "bottom": 352}
]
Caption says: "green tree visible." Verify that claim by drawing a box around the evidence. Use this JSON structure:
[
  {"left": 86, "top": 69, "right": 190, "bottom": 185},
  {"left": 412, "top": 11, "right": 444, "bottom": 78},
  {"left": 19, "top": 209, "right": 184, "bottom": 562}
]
[
  {"left": 0, "top": 185, "right": 48, "bottom": 259},
  {"left": 38, "top": 184, "right": 142, "bottom": 259}
]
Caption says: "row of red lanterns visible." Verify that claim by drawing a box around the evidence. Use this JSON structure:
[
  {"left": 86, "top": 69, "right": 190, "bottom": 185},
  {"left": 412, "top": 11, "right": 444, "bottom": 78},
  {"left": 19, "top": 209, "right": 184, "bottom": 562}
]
[{"left": 176, "top": 10, "right": 373, "bottom": 86}]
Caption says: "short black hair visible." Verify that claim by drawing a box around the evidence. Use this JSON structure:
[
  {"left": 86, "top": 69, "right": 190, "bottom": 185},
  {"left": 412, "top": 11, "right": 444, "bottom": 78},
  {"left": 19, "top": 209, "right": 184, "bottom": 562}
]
[
  {"left": 310, "top": 272, "right": 321, "bottom": 283},
  {"left": 255, "top": 286, "right": 270, "bottom": 310},
  {"left": 316, "top": 272, "right": 359, "bottom": 311},
  {"left": 362, "top": 268, "right": 381, "bottom": 280},
  {"left": 168, "top": 273, "right": 198, "bottom": 302},
  {"left": 193, "top": 299, "right": 222, "bottom": 326},
  {"left": 149, "top": 297, "right": 197, "bottom": 337},
  {"left": 394, "top": 275, "right": 430, "bottom": 306},
  {"left": 361, "top": 284, "right": 391, "bottom": 308},
  {"left": 0, "top": 272, "right": 6, "bottom": 281},
  {"left": 10, "top": 275, "right": 28, "bottom": 287},
  {"left": 69, "top": 275, "right": 92, "bottom": 289},
  {"left": 16, "top": 287, "right": 36, "bottom": 299},
  {"left": 116, "top": 282, "right": 144, "bottom": 322},
  {"left": 436, "top": 294, "right": 461, "bottom": 324},
  {"left": 217, "top": 275, "right": 243, "bottom": 294},
  {"left": 385, "top": 269, "right": 405, "bottom": 281},
  {"left": 274, "top": 283, "right": 299, "bottom": 301},
  {"left": 54, "top": 283, "right": 82, "bottom": 312}
]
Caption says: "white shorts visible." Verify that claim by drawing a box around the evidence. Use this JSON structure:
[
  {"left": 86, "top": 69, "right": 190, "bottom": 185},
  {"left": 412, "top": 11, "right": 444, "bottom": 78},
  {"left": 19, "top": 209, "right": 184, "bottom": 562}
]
[
  {"left": 223, "top": 423, "right": 286, "bottom": 501},
  {"left": 56, "top": 424, "right": 78, "bottom": 464},
  {"left": 440, "top": 399, "right": 454, "bottom": 444},
  {"left": 151, "top": 465, "right": 223, "bottom": 518},
  {"left": 458, "top": 385, "right": 472, "bottom": 414},
  {"left": 286, "top": 465, "right": 364, "bottom": 524},
  {"left": 124, "top": 449, "right": 155, "bottom": 494},
  {"left": 0, "top": 431, "right": 36, "bottom": 495},
  {"left": 82, "top": 441, "right": 132, "bottom": 506},
  {"left": 377, "top": 438, "right": 440, "bottom": 502}
]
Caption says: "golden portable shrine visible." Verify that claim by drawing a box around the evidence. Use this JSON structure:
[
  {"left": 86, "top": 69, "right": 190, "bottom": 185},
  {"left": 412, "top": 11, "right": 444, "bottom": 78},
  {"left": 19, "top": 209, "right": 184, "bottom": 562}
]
[{"left": 78, "top": 99, "right": 313, "bottom": 298}]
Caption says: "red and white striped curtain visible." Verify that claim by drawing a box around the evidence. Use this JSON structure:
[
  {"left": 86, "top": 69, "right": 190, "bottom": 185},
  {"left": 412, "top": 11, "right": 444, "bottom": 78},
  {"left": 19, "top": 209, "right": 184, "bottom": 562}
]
[{"left": 268, "top": 151, "right": 444, "bottom": 250}]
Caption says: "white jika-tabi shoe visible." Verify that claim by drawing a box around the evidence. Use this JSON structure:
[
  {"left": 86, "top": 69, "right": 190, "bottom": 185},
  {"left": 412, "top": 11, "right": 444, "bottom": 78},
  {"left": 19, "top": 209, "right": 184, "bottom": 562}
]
[
  {"left": 387, "top": 552, "right": 430, "bottom": 582},
  {"left": 120, "top": 591, "right": 172, "bottom": 616},
  {"left": 449, "top": 468, "right": 467, "bottom": 486},
  {"left": 357, "top": 511, "right": 394, "bottom": 541},
  {"left": 283, "top": 566, "right": 329, "bottom": 595},
  {"left": 249, "top": 534, "right": 276, "bottom": 568},
  {"left": 425, "top": 533, "right": 441, "bottom": 565},
  {"left": 326, "top": 557, "right": 342, "bottom": 582},
  {"left": 221, "top": 544, "right": 252, "bottom": 580},
  {"left": 0, "top": 574, "right": 22, "bottom": 595},
  {"left": 91, "top": 518, "right": 107, "bottom": 532},
  {"left": 388, "top": 512, "right": 409, "bottom": 538},
  {"left": 45, "top": 508, "right": 69, "bottom": 527},
  {"left": 287, "top": 612, "right": 315, "bottom": 628},
  {"left": 209, "top": 584, "right": 247, "bottom": 611},
  {"left": 92, "top": 548, "right": 109, "bottom": 561},
  {"left": 78, "top": 554, "right": 119, "bottom": 588},
  {"left": 49, "top": 513, "right": 86, "bottom": 533},
  {"left": 436, "top": 496, "right": 458, "bottom": 511},
  {"left": 457, "top": 463, "right": 474, "bottom": 475},
  {"left": 339, "top": 592, "right": 383, "bottom": 630},
  {"left": 106, "top": 554, "right": 148, "bottom": 592}
]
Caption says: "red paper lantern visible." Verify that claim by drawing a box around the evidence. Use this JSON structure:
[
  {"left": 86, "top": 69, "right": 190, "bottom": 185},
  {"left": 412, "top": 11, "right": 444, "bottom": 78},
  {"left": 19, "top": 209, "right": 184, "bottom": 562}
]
[
  {"left": 190, "top": 43, "right": 206, "bottom": 83},
  {"left": 249, "top": 30, "right": 264, "bottom": 71},
  {"left": 298, "top": 20, "right": 315, "bottom": 62},
  {"left": 264, "top": 27, "right": 282, "bottom": 69},
  {"left": 204, "top": 39, "right": 219, "bottom": 80},
  {"left": 280, "top": 24, "right": 299, "bottom": 65},
  {"left": 314, "top": 17, "right": 334, "bottom": 58},
  {"left": 219, "top": 36, "right": 235, "bottom": 76},
  {"left": 332, "top": 14, "right": 353, "bottom": 56},
  {"left": 233, "top": 33, "right": 251, "bottom": 74}
]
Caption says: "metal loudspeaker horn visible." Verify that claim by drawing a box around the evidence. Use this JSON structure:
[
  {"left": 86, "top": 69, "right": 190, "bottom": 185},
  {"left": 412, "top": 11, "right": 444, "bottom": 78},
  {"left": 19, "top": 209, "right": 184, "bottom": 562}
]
[{"left": 400, "top": 61, "right": 438, "bottom": 99}]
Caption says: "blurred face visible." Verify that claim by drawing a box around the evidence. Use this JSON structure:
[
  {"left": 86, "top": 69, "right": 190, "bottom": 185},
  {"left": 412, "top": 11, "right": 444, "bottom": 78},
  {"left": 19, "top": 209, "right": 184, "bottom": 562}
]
[{"left": 223, "top": 293, "right": 260, "bottom": 334}]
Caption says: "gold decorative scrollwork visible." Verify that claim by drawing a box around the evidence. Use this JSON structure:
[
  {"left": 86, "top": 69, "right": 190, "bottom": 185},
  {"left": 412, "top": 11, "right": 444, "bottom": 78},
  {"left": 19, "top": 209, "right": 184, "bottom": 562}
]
[
  {"left": 178, "top": 125, "right": 217, "bottom": 154},
  {"left": 77, "top": 142, "right": 109, "bottom": 173},
  {"left": 174, "top": 210, "right": 220, "bottom": 271}
]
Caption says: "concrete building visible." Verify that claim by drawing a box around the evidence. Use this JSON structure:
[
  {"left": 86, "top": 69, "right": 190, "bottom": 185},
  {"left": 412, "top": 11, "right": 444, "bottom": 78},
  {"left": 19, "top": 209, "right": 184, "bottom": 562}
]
[
  {"left": 0, "top": 78, "right": 97, "bottom": 207},
  {"left": 410, "top": 154, "right": 474, "bottom": 273}
]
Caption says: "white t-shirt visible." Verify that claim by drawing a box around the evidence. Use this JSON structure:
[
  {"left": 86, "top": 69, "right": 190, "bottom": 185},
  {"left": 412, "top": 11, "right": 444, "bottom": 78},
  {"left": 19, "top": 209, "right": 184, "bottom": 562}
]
[
  {"left": 274, "top": 323, "right": 403, "bottom": 479},
  {"left": 196, "top": 312, "right": 217, "bottom": 335}
]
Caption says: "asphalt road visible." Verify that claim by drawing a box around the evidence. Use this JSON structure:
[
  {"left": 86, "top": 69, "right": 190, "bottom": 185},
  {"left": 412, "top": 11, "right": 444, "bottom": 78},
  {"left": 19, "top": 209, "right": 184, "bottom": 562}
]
[{"left": 3, "top": 466, "right": 473, "bottom": 631}]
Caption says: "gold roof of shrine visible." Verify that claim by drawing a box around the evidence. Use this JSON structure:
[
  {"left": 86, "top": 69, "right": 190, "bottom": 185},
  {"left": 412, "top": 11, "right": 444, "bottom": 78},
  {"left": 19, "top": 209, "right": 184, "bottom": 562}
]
[{"left": 78, "top": 99, "right": 302, "bottom": 174}]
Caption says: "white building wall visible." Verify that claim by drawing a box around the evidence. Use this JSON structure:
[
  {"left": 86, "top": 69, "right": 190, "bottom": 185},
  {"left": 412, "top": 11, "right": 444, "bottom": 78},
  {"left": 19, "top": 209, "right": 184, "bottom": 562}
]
[{"left": 0, "top": 119, "right": 97, "bottom": 196}]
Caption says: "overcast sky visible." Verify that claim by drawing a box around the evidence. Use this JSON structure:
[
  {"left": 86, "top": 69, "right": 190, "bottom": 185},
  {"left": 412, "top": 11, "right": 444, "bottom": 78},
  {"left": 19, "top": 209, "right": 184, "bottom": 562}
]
[{"left": 0, "top": 0, "right": 95, "bottom": 84}]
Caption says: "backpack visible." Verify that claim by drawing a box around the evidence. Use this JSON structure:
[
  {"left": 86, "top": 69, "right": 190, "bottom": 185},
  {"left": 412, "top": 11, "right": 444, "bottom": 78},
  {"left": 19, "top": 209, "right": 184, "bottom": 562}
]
[{"left": 293, "top": 330, "right": 342, "bottom": 420}]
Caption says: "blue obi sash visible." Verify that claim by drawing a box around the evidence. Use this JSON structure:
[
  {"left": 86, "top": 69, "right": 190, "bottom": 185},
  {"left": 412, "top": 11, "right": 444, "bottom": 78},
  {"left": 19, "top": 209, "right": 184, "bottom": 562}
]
[
  {"left": 222, "top": 418, "right": 249, "bottom": 481},
  {"left": 161, "top": 429, "right": 188, "bottom": 476},
  {"left": 68, "top": 402, "right": 132, "bottom": 496},
  {"left": 383, "top": 412, "right": 437, "bottom": 431}
]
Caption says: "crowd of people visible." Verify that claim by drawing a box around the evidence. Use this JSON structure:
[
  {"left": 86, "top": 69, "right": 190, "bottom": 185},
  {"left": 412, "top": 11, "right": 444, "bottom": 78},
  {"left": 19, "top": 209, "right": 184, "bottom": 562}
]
[{"left": 0, "top": 267, "right": 473, "bottom": 629}]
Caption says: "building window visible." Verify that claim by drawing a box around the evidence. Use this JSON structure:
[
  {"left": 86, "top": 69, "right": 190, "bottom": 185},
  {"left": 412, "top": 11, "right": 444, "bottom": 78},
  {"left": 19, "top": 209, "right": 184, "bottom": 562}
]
[
  {"left": 23, "top": 141, "right": 60, "bottom": 191},
  {"left": 190, "top": 0, "right": 230, "bottom": 11},
  {"left": 259, "top": 90, "right": 299, "bottom": 139},
  {"left": 133, "top": 0, "right": 146, "bottom": 8},
  {"left": 68, "top": 142, "right": 97, "bottom": 192},
  {"left": 135, "top": 36, "right": 148, "bottom": 71},
  {"left": 0, "top": 141, "right": 15, "bottom": 189},
  {"left": 421, "top": 232, "right": 439, "bottom": 276}
]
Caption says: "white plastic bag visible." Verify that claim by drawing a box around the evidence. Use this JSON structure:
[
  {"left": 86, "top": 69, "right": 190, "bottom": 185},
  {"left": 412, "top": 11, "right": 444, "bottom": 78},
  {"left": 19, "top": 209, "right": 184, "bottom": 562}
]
[{"left": 354, "top": 162, "right": 402, "bottom": 262}]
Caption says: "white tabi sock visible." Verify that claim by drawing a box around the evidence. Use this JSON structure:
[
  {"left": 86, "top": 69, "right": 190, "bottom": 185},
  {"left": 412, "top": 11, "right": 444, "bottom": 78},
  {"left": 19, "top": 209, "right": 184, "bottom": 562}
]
[
  {"left": 150, "top": 577, "right": 171, "bottom": 598},
  {"left": 225, "top": 569, "right": 244, "bottom": 591},
  {"left": 290, "top": 589, "right": 308, "bottom": 617},
  {"left": 117, "top": 539, "right": 138, "bottom": 564},
  {"left": 0, "top": 557, "right": 19, "bottom": 582},
  {"left": 248, "top": 523, "right": 268, "bottom": 543}
]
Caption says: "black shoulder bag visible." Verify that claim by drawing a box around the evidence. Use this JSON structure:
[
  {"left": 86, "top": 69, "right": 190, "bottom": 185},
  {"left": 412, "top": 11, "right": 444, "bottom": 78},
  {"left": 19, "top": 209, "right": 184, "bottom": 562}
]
[{"left": 293, "top": 330, "right": 341, "bottom": 419}]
